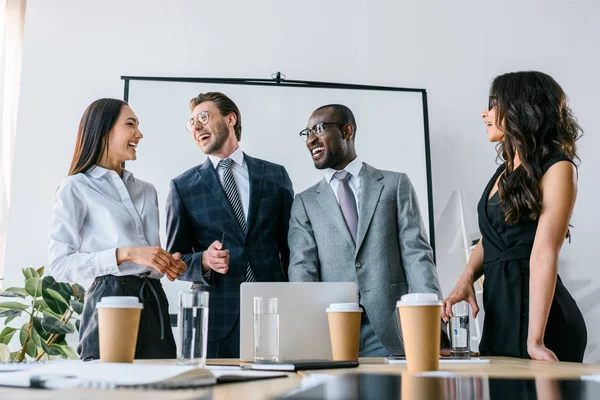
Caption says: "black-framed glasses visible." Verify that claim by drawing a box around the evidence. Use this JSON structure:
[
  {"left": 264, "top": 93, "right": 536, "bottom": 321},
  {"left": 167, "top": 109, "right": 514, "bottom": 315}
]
[
  {"left": 299, "top": 122, "right": 347, "bottom": 142},
  {"left": 185, "top": 111, "right": 210, "bottom": 132},
  {"left": 488, "top": 96, "right": 498, "bottom": 111}
]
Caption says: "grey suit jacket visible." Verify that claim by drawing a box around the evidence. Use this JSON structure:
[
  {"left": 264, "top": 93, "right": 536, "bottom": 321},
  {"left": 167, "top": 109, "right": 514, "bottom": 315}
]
[{"left": 288, "top": 162, "right": 443, "bottom": 355}]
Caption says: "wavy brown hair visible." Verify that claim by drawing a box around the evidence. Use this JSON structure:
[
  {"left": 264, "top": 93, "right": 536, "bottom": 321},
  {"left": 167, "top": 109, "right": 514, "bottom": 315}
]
[
  {"left": 491, "top": 71, "right": 582, "bottom": 223},
  {"left": 68, "top": 98, "right": 127, "bottom": 176}
]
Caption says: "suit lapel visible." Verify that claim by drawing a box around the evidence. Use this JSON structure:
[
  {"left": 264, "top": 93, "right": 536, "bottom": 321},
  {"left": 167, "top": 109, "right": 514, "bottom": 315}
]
[
  {"left": 316, "top": 178, "right": 355, "bottom": 248},
  {"left": 245, "top": 154, "right": 264, "bottom": 232},
  {"left": 195, "top": 158, "right": 241, "bottom": 233},
  {"left": 355, "top": 163, "right": 384, "bottom": 252}
]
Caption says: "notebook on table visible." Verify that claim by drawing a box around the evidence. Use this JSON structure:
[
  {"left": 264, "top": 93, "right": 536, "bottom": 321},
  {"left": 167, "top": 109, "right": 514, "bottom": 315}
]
[{"left": 0, "top": 361, "right": 287, "bottom": 390}]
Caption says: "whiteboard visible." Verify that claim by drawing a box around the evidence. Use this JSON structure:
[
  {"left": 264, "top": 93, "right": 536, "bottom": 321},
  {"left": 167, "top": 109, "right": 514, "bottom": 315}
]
[{"left": 125, "top": 78, "right": 434, "bottom": 311}]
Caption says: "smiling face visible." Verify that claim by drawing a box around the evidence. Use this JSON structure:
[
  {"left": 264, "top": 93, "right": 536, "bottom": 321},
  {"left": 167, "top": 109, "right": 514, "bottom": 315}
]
[
  {"left": 103, "top": 105, "right": 142, "bottom": 165},
  {"left": 481, "top": 96, "right": 505, "bottom": 142},
  {"left": 305, "top": 108, "right": 354, "bottom": 170},
  {"left": 189, "top": 101, "right": 233, "bottom": 156}
]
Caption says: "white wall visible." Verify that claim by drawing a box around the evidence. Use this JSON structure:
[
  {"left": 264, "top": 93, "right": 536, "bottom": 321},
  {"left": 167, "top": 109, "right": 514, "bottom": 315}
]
[{"left": 5, "top": 0, "right": 599, "bottom": 360}]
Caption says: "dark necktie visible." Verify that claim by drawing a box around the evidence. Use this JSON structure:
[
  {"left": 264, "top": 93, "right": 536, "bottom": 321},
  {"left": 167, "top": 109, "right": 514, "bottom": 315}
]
[
  {"left": 218, "top": 158, "right": 256, "bottom": 282},
  {"left": 333, "top": 170, "right": 358, "bottom": 242}
]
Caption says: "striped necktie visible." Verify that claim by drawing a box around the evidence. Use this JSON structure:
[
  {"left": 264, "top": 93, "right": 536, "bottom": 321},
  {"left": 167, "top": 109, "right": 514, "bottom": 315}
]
[{"left": 218, "top": 158, "right": 256, "bottom": 282}]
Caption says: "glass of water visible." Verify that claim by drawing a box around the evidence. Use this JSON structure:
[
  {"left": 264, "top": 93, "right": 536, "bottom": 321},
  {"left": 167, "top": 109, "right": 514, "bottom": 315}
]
[
  {"left": 178, "top": 290, "right": 209, "bottom": 366},
  {"left": 253, "top": 297, "right": 279, "bottom": 362},
  {"left": 450, "top": 301, "right": 470, "bottom": 358}
]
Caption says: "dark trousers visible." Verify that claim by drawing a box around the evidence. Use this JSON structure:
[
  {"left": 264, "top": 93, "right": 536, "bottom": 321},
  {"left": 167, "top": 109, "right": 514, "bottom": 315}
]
[
  {"left": 78, "top": 274, "right": 176, "bottom": 360},
  {"left": 191, "top": 282, "right": 241, "bottom": 359},
  {"left": 207, "top": 317, "right": 240, "bottom": 358}
]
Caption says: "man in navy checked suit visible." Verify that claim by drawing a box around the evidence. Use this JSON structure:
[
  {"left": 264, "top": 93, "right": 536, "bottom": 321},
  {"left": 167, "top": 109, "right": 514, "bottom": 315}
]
[{"left": 166, "top": 92, "right": 294, "bottom": 358}]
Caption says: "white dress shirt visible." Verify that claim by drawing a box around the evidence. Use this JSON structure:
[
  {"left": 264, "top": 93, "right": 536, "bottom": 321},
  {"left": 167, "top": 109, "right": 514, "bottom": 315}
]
[
  {"left": 325, "top": 156, "right": 363, "bottom": 209},
  {"left": 48, "top": 166, "right": 163, "bottom": 283},
  {"left": 208, "top": 146, "right": 250, "bottom": 222}
]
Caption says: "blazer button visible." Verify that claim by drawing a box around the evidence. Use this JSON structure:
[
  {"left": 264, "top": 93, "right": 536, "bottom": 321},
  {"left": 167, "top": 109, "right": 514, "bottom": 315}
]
[
  {"left": 245, "top": 246, "right": 252, "bottom": 251},
  {"left": 355, "top": 262, "right": 362, "bottom": 269}
]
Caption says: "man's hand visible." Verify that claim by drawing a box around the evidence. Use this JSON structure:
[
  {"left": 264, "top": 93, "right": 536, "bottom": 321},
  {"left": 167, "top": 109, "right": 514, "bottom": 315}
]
[
  {"left": 201, "top": 240, "right": 229, "bottom": 274},
  {"left": 165, "top": 252, "right": 187, "bottom": 281}
]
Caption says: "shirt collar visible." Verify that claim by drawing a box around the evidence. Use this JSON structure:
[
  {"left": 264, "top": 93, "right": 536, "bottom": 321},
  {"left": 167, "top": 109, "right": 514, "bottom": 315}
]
[
  {"left": 208, "top": 146, "right": 245, "bottom": 169},
  {"left": 86, "top": 165, "right": 134, "bottom": 182},
  {"left": 325, "top": 156, "right": 363, "bottom": 184}
]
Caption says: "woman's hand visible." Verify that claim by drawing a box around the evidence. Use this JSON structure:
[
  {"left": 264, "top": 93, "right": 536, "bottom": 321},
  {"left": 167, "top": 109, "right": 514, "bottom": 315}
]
[
  {"left": 528, "top": 342, "right": 559, "bottom": 361},
  {"left": 441, "top": 276, "right": 480, "bottom": 323},
  {"left": 117, "top": 246, "right": 174, "bottom": 275}
]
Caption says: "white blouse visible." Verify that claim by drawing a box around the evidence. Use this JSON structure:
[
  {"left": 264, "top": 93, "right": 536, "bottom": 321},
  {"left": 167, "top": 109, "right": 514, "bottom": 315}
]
[{"left": 48, "top": 165, "right": 163, "bottom": 283}]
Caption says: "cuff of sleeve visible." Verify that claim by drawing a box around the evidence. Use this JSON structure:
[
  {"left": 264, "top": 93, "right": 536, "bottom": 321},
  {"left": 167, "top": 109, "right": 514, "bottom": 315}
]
[{"left": 95, "top": 248, "right": 119, "bottom": 275}]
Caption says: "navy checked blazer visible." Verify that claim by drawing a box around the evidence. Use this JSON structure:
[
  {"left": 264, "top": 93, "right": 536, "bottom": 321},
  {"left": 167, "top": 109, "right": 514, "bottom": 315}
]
[{"left": 166, "top": 153, "right": 294, "bottom": 342}]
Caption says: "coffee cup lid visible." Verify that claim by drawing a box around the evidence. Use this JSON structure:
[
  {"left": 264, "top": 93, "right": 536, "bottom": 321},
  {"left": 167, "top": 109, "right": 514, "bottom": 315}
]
[
  {"left": 96, "top": 296, "right": 143, "bottom": 309},
  {"left": 326, "top": 303, "right": 362, "bottom": 313},
  {"left": 396, "top": 293, "right": 441, "bottom": 307}
]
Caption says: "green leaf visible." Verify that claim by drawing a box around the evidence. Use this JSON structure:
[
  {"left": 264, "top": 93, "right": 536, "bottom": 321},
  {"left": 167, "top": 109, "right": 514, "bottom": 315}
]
[
  {"left": 25, "top": 339, "right": 37, "bottom": 358},
  {"left": 32, "top": 317, "right": 50, "bottom": 340},
  {"left": 42, "top": 276, "right": 69, "bottom": 314},
  {"left": 6, "top": 287, "right": 29, "bottom": 297},
  {"left": 58, "top": 282, "right": 74, "bottom": 298},
  {"left": 23, "top": 267, "right": 39, "bottom": 280},
  {"left": 0, "top": 290, "right": 25, "bottom": 298},
  {"left": 75, "top": 319, "right": 80, "bottom": 332},
  {"left": 47, "top": 289, "right": 70, "bottom": 307},
  {"left": 41, "top": 341, "right": 64, "bottom": 356},
  {"left": 70, "top": 299, "right": 83, "bottom": 315},
  {"left": 0, "top": 301, "right": 29, "bottom": 311},
  {"left": 0, "top": 309, "right": 22, "bottom": 318},
  {"left": 25, "top": 277, "right": 42, "bottom": 298},
  {"left": 30, "top": 326, "right": 43, "bottom": 347},
  {"left": 4, "top": 314, "right": 18, "bottom": 325},
  {"left": 36, "top": 266, "right": 45, "bottom": 277},
  {"left": 41, "top": 315, "right": 74, "bottom": 335},
  {"left": 58, "top": 344, "right": 78, "bottom": 360},
  {"left": 10, "top": 351, "right": 20, "bottom": 361},
  {"left": 40, "top": 307, "right": 61, "bottom": 319},
  {"left": 0, "top": 327, "right": 17, "bottom": 345},
  {"left": 19, "top": 323, "right": 29, "bottom": 346},
  {"left": 71, "top": 284, "right": 86, "bottom": 301}
]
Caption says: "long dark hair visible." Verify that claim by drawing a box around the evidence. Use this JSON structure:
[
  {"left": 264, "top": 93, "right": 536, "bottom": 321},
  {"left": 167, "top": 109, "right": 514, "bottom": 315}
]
[
  {"left": 68, "top": 98, "right": 128, "bottom": 176},
  {"left": 491, "top": 71, "right": 582, "bottom": 223}
]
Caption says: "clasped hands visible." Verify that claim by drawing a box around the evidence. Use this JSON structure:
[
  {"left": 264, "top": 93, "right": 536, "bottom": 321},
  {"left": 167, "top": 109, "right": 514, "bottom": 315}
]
[{"left": 116, "top": 246, "right": 187, "bottom": 281}]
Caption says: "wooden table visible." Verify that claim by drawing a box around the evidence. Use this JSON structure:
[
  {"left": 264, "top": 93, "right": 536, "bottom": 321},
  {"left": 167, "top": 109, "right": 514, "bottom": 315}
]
[{"left": 1, "top": 357, "right": 599, "bottom": 399}]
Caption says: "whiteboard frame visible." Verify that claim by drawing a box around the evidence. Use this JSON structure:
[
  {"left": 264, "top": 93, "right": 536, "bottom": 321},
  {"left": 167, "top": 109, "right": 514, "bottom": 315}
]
[{"left": 121, "top": 74, "right": 436, "bottom": 259}]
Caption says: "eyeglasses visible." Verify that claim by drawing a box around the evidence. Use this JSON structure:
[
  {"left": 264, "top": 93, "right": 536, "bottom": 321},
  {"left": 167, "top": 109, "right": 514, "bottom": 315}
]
[
  {"left": 488, "top": 96, "right": 498, "bottom": 111},
  {"left": 185, "top": 111, "right": 210, "bottom": 132},
  {"left": 299, "top": 122, "right": 347, "bottom": 142}
]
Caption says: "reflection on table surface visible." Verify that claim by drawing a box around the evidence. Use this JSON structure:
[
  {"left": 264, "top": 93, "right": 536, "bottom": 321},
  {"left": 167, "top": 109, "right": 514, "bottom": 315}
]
[{"left": 281, "top": 373, "right": 597, "bottom": 400}]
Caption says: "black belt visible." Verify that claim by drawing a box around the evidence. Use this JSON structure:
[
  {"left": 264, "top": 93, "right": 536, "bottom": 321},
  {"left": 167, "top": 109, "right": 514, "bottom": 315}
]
[
  {"left": 138, "top": 272, "right": 165, "bottom": 340},
  {"left": 486, "top": 245, "right": 532, "bottom": 264}
]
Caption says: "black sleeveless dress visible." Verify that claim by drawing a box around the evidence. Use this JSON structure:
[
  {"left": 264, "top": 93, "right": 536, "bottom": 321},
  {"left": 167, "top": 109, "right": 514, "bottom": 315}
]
[{"left": 477, "top": 154, "right": 587, "bottom": 362}]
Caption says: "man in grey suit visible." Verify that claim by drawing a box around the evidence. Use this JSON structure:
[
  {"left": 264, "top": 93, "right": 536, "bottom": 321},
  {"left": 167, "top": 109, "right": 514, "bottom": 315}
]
[{"left": 288, "top": 104, "right": 445, "bottom": 356}]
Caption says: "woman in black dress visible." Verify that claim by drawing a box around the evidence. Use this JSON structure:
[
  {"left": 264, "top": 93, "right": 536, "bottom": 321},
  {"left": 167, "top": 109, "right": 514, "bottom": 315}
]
[{"left": 441, "top": 71, "right": 587, "bottom": 362}]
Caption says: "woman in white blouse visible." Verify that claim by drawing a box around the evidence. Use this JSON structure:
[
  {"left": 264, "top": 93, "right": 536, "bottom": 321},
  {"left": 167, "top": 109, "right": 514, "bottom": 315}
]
[{"left": 49, "top": 98, "right": 186, "bottom": 360}]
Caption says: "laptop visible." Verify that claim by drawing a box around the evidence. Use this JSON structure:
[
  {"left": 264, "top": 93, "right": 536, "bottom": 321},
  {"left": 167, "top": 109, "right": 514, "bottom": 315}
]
[{"left": 239, "top": 282, "right": 358, "bottom": 361}]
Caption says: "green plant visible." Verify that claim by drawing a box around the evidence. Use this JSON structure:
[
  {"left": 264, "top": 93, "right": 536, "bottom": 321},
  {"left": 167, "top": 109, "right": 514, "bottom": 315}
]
[{"left": 0, "top": 267, "right": 85, "bottom": 362}]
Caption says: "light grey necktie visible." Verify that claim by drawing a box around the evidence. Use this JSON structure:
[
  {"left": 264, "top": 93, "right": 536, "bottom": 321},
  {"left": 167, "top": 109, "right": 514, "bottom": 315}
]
[
  {"left": 334, "top": 170, "right": 358, "bottom": 242},
  {"left": 218, "top": 158, "right": 256, "bottom": 282}
]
